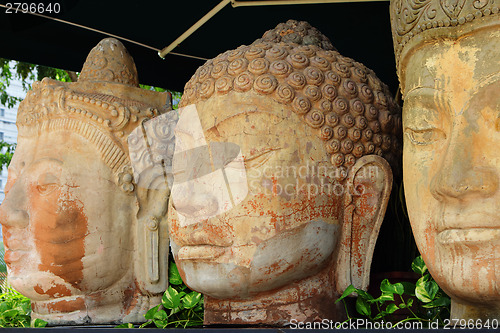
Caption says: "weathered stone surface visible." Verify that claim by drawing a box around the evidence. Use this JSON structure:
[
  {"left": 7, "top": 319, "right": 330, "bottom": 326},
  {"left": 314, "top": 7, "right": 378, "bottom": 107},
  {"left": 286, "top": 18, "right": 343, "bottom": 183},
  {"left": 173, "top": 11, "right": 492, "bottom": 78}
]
[
  {"left": 0, "top": 38, "right": 171, "bottom": 325},
  {"left": 391, "top": 0, "right": 500, "bottom": 320},
  {"left": 168, "top": 20, "right": 402, "bottom": 326}
]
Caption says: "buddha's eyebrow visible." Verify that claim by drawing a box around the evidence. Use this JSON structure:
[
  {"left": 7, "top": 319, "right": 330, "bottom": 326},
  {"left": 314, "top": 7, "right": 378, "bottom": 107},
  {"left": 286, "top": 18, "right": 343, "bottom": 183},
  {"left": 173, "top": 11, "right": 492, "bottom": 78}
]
[
  {"left": 478, "top": 72, "right": 500, "bottom": 90},
  {"left": 31, "top": 157, "right": 63, "bottom": 166},
  {"left": 406, "top": 72, "right": 500, "bottom": 98},
  {"left": 405, "top": 86, "right": 439, "bottom": 98},
  {"left": 404, "top": 87, "right": 448, "bottom": 115}
]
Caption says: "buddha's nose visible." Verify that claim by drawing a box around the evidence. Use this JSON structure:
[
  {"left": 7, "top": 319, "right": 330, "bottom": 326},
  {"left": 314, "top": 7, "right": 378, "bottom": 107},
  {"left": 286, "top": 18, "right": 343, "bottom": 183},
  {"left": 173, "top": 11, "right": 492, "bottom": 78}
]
[
  {"left": 0, "top": 179, "right": 29, "bottom": 229},
  {"left": 171, "top": 180, "right": 220, "bottom": 222},
  {"left": 430, "top": 130, "right": 498, "bottom": 201}
]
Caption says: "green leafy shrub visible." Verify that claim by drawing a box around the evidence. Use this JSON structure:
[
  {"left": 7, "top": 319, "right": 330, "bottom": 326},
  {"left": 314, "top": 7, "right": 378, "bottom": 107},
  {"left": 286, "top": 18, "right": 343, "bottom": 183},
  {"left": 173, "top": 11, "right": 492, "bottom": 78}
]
[
  {"left": 336, "top": 255, "right": 450, "bottom": 327},
  {"left": 117, "top": 261, "right": 203, "bottom": 328},
  {"left": 0, "top": 287, "right": 46, "bottom": 328},
  {"left": 0, "top": 141, "right": 15, "bottom": 175},
  {"left": 0, "top": 246, "right": 7, "bottom": 288}
]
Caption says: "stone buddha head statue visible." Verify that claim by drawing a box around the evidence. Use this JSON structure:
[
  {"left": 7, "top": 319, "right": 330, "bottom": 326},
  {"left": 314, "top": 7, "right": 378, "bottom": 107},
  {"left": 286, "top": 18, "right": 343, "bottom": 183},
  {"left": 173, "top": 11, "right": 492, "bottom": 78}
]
[
  {"left": 0, "top": 38, "right": 170, "bottom": 325},
  {"left": 391, "top": 0, "right": 500, "bottom": 320},
  {"left": 168, "top": 20, "right": 402, "bottom": 325}
]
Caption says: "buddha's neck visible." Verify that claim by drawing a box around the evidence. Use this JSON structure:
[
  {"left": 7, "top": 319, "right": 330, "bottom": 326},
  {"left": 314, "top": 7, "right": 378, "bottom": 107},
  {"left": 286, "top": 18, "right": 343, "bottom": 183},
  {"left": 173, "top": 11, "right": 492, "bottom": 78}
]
[
  {"left": 31, "top": 278, "right": 159, "bottom": 325},
  {"left": 451, "top": 300, "right": 500, "bottom": 320},
  {"left": 204, "top": 264, "right": 346, "bottom": 326}
]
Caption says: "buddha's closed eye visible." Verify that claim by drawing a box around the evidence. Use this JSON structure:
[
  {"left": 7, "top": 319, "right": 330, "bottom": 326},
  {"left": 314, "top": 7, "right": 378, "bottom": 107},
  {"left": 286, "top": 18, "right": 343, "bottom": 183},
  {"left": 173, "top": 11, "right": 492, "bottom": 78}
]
[
  {"left": 37, "top": 173, "right": 60, "bottom": 196},
  {"left": 244, "top": 148, "right": 281, "bottom": 169},
  {"left": 405, "top": 127, "right": 446, "bottom": 146}
]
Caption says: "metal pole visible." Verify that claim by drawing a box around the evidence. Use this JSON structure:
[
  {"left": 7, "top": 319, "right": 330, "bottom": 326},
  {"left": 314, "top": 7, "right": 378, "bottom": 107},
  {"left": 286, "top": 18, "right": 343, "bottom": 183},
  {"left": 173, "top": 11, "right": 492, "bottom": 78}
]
[
  {"left": 158, "top": 0, "right": 389, "bottom": 58},
  {"left": 231, "top": 0, "right": 389, "bottom": 7},
  {"left": 158, "top": 0, "right": 232, "bottom": 59}
]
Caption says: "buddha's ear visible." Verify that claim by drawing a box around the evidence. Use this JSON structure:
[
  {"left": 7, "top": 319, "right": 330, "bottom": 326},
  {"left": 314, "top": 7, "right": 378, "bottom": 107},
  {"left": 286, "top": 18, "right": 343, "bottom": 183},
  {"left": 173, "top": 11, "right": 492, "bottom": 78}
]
[
  {"left": 134, "top": 166, "right": 170, "bottom": 295},
  {"left": 335, "top": 155, "right": 393, "bottom": 293}
]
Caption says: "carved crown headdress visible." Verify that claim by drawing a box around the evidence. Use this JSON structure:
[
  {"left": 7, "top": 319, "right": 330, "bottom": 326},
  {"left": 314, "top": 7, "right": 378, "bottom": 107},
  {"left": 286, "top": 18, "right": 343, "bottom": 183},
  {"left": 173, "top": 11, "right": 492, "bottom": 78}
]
[
  {"left": 390, "top": 0, "right": 500, "bottom": 80},
  {"left": 17, "top": 38, "right": 170, "bottom": 182}
]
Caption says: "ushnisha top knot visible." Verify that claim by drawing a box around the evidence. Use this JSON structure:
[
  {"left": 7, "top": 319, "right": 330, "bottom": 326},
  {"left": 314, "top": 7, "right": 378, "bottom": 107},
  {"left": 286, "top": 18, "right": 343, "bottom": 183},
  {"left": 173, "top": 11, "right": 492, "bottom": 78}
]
[
  {"left": 79, "top": 38, "right": 139, "bottom": 87},
  {"left": 255, "top": 19, "right": 336, "bottom": 51},
  {"left": 180, "top": 20, "right": 402, "bottom": 178}
]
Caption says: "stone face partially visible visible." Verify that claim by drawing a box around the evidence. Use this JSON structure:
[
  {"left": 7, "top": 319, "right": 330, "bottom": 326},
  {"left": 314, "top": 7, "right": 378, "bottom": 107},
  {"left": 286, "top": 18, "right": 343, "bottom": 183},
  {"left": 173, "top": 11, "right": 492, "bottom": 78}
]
[
  {"left": 168, "top": 20, "right": 402, "bottom": 326},
  {"left": 0, "top": 38, "right": 171, "bottom": 325},
  {"left": 390, "top": 0, "right": 500, "bottom": 320}
]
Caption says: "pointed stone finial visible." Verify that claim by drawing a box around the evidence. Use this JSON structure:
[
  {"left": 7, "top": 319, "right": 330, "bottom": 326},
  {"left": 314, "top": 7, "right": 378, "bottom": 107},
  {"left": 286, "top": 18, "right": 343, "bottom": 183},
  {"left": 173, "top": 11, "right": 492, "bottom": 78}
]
[{"left": 79, "top": 38, "right": 139, "bottom": 87}]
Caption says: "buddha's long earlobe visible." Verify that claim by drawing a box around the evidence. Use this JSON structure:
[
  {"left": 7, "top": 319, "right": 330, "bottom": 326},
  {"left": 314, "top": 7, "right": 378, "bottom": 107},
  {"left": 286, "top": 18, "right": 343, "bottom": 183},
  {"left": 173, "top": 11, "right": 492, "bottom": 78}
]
[
  {"left": 129, "top": 114, "right": 177, "bottom": 295},
  {"left": 134, "top": 170, "right": 170, "bottom": 295},
  {"left": 335, "top": 155, "right": 393, "bottom": 293}
]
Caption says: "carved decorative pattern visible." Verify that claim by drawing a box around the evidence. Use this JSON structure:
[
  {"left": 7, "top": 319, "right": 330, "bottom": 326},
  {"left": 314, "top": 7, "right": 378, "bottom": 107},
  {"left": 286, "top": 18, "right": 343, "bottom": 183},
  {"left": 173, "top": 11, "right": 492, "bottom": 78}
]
[
  {"left": 128, "top": 112, "right": 178, "bottom": 189},
  {"left": 17, "top": 39, "right": 171, "bottom": 189},
  {"left": 256, "top": 20, "right": 336, "bottom": 51},
  {"left": 391, "top": 0, "right": 500, "bottom": 71},
  {"left": 79, "top": 38, "right": 140, "bottom": 87}
]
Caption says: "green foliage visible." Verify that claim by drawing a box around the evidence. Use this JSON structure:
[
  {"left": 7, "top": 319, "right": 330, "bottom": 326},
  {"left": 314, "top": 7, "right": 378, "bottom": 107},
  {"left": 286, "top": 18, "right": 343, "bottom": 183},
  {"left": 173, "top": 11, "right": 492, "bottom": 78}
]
[
  {"left": 336, "top": 255, "right": 450, "bottom": 327},
  {"left": 0, "top": 141, "right": 16, "bottom": 172},
  {"left": 139, "top": 84, "right": 182, "bottom": 109},
  {"left": 411, "top": 256, "right": 427, "bottom": 275},
  {"left": 0, "top": 287, "right": 47, "bottom": 328},
  {"left": 0, "top": 58, "right": 75, "bottom": 108},
  {"left": 116, "top": 261, "right": 203, "bottom": 329},
  {"left": 0, "top": 58, "right": 21, "bottom": 108},
  {"left": 0, "top": 58, "right": 73, "bottom": 172},
  {"left": 0, "top": 246, "right": 7, "bottom": 289}
]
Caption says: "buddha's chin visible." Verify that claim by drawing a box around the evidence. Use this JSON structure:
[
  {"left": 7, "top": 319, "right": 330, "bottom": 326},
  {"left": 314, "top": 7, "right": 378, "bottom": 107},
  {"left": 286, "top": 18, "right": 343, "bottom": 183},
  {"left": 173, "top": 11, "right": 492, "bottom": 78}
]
[
  {"left": 178, "top": 260, "right": 252, "bottom": 299},
  {"left": 8, "top": 271, "right": 79, "bottom": 301},
  {"left": 430, "top": 240, "right": 500, "bottom": 304},
  {"left": 178, "top": 257, "right": 328, "bottom": 301}
]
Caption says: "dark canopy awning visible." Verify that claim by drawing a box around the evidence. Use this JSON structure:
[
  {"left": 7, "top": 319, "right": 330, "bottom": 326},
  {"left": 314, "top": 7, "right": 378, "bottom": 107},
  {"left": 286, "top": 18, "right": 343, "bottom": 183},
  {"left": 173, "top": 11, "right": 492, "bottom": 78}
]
[{"left": 0, "top": 0, "right": 398, "bottom": 93}]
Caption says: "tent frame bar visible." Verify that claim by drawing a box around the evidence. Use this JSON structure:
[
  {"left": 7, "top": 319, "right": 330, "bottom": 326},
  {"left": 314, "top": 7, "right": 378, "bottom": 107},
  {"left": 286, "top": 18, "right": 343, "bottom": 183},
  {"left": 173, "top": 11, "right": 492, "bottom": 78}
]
[{"left": 158, "top": 0, "right": 389, "bottom": 59}]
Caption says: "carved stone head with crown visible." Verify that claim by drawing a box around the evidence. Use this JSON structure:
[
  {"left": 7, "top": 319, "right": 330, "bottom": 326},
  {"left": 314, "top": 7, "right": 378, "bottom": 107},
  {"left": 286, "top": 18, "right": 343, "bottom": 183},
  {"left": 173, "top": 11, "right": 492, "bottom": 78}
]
[
  {"left": 0, "top": 38, "right": 171, "bottom": 325},
  {"left": 391, "top": 0, "right": 500, "bottom": 320}
]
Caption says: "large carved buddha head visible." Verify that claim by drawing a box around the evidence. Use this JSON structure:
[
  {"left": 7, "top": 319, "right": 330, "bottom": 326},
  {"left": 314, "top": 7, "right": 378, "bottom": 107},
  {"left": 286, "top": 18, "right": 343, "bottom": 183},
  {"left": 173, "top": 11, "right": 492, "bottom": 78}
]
[
  {"left": 168, "top": 20, "right": 402, "bottom": 325},
  {"left": 391, "top": 0, "right": 500, "bottom": 320},
  {"left": 0, "top": 38, "right": 170, "bottom": 325}
]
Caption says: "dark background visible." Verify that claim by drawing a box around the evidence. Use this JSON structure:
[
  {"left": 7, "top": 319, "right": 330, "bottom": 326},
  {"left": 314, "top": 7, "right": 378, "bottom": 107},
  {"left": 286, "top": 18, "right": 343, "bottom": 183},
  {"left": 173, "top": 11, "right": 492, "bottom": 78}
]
[{"left": 0, "top": 0, "right": 399, "bottom": 94}]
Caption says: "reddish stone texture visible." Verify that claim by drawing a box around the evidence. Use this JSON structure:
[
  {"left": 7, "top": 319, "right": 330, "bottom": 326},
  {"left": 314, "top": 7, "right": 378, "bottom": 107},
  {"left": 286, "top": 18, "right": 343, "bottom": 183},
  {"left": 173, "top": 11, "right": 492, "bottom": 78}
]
[
  {"left": 0, "top": 38, "right": 171, "bottom": 325},
  {"left": 204, "top": 259, "right": 345, "bottom": 326},
  {"left": 34, "top": 284, "right": 72, "bottom": 298},
  {"left": 169, "top": 72, "right": 395, "bottom": 327},
  {"left": 166, "top": 18, "right": 400, "bottom": 327},
  {"left": 31, "top": 183, "right": 86, "bottom": 289},
  {"left": 122, "top": 281, "right": 140, "bottom": 316},
  {"left": 32, "top": 297, "right": 85, "bottom": 314}
]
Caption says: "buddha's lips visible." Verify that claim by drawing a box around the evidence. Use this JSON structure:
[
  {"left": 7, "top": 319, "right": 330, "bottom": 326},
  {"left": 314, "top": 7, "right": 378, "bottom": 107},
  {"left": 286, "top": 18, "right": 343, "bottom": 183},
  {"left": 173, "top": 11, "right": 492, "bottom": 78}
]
[
  {"left": 33, "top": 234, "right": 88, "bottom": 245},
  {"left": 3, "top": 249, "right": 28, "bottom": 266},
  {"left": 437, "top": 228, "right": 500, "bottom": 244},
  {"left": 171, "top": 218, "right": 234, "bottom": 248},
  {"left": 2, "top": 230, "right": 31, "bottom": 266},
  {"left": 439, "top": 210, "right": 499, "bottom": 230},
  {"left": 177, "top": 245, "right": 226, "bottom": 260},
  {"left": 2, "top": 233, "right": 30, "bottom": 252}
]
